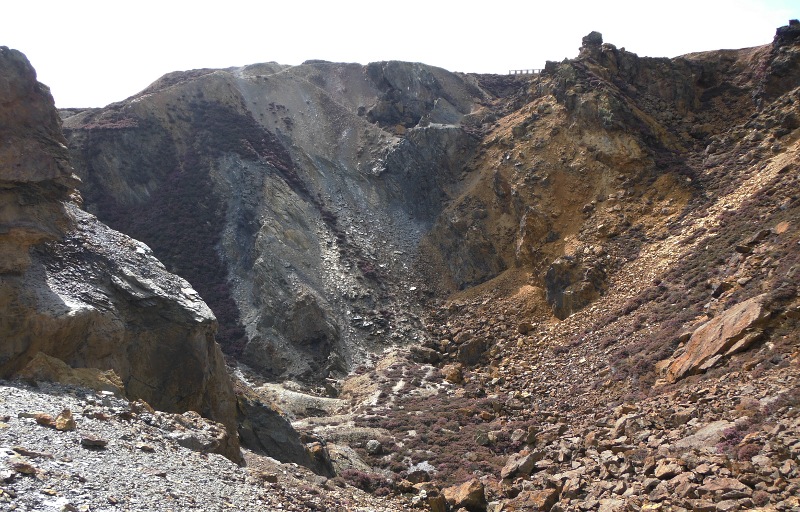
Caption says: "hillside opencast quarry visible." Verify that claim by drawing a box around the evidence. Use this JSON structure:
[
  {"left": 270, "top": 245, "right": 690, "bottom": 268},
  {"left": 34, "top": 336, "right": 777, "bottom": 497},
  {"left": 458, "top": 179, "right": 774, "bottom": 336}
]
[{"left": 1, "top": 21, "right": 799, "bottom": 512}]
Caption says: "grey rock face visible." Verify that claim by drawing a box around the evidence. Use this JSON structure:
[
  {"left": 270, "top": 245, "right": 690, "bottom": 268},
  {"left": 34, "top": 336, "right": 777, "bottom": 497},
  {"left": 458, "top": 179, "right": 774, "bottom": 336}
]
[{"left": 61, "top": 60, "right": 488, "bottom": 381}]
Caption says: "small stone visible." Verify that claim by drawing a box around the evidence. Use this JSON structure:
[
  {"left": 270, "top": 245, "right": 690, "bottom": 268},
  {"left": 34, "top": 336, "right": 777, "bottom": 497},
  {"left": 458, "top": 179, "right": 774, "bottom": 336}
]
[
  {"left": 8, "top": 456, "right": 37, "bottom": 475},
  {"left": 136, "top": 443, "right": 155, "bottom": 453},
  {"left": 80, "top": 435, "right": 109, "bottom": 449},
  {"left": 12, "top": 446, "right": 53, "bottom": 459},
  {"left": 365, "top": 439, "right": 383, "bottom": 455},
  {"left": 56, "top": 409, "right": 76, "bottom": 431},
  {"left": 34, "top": 413, "right": 56, "bottom": 428}
]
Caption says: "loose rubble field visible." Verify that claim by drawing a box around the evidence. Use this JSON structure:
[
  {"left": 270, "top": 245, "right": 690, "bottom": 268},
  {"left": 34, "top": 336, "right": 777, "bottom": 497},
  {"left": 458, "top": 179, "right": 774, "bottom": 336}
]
[{"left": 0, "top": 381, "right": 411, "bottom": 511}]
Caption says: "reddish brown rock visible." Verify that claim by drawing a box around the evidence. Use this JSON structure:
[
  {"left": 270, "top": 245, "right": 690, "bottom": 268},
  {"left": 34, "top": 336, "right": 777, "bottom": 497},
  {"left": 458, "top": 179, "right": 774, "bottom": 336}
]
[
  {"left": 442, "top": 363, "right": 465, "bottom": 384},
  {"left": 501, "top": 450, "right": 542, "bottom": 479},
  {"left": 34, "top": 413, "right": 55, "bottom": 428},
  {"left": 55, "top": 408, "right": 76, "bottom": 431},
  {"left": 664, "top": 294, "right": 771, "bottom": 382},
  {"left": 654, "top": 459, "right": 683, "bottom": 479},
  {"left": 504, "top": 488, "right": 560, "bottom": 511},
  {"left": 698, "top": 477, "right": 752, "bottom": 497},
  {"left": 443, "top": 479, "right": 487, "bottom": 512}
]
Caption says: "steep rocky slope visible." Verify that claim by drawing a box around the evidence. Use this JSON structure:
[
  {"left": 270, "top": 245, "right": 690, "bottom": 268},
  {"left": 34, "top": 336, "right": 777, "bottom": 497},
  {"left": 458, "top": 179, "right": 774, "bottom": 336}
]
[
  {"left": 60, "top": 60, "right": 493, "bottom": 381},
  {"left": 323, "top": 23, "right": 800, "bottom": 511},
  {"left": 26, "top": 19, "right": 800, "bottom": 511}
]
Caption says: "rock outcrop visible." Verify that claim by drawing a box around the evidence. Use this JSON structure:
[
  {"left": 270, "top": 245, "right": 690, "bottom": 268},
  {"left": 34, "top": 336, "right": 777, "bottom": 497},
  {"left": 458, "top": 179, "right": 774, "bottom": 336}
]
[
  {"left": 236, "top": 392, "right": 335, "bottom": 477},
  {"left": 0, "top": 47, "right": 239, "bottom": 459},
  {"left": 663, "top": 294, "right": 772, "bottom": 382}
]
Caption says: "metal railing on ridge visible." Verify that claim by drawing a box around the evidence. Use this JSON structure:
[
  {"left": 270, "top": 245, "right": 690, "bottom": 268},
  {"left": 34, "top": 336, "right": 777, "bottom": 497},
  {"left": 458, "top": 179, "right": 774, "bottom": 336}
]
[{"left": 508, "top": 69, "right": 542, "bottom": 75}]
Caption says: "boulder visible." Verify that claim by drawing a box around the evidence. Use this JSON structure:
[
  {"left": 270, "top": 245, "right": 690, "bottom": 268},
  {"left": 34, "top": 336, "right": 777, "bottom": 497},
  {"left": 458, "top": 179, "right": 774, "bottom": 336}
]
[
  {"left": 501, "top": 450, "right": 543, "bottom": 479},
  {"left": 409, "top": 345, "right": 441, "bottom": 364},
  {"left": 675, "top": 420, "right": 734, "bottom": 451},
  {"left": 697, "top": 477, "right": 752, "bottom": 498},
  {"left": 443, "top": 479, "right": 487, "bottom": 512},
  {"left": 504, "top": 488, "right": 560, "bottom": 511},
  {"left": 236, "top": 393, "right": 334, "bottom": 477},
  {"left": 326, "top": 443, "right": 372, "bottom": 474},
  {"left": 0, "top": 48, "right": 239, "bottom": 460},
  {"left": 457, "top": 336, "right": 487, "bottom": 365},
  {"left": 365, "top": 439, "right": 383, "bottom": 455},
  {"left": 544, "top": 256, "right": 606, "bottom": 319},
  {"left": 664, "top": 294, "right": 771, "bottom": 382},
  {"left": 654, "top": 459, "right": 683, "bottom": 480}
]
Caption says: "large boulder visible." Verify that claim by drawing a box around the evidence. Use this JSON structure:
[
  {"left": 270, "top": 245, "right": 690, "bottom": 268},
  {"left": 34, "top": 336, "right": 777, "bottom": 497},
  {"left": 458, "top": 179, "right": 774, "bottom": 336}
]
[
  {"left": 664, "top": 294, "right": 771, "bottom": 382},
  {"left": 503, "top": 488, "right": 560, "bottom": 511},
  {"left": 443, "top": 479, "right": 487, "bottom": 512},
  {"left": 0, "top": 47, "right": 239, "bottom": 459},
  {"left": 236, "top": 393, "right": 335, "bottom": 477}
]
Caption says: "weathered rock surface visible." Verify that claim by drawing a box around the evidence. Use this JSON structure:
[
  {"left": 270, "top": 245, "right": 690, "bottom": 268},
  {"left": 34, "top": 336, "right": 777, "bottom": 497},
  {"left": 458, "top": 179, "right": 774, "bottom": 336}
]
[
  {"left": 0, "top": 47, "right": 239, "bottom": 458},
  {"left": 664, "top": 294, "right": 772, "bottom": 382},
  {"left": 0, "top": 47, "right": 73, "bottom": 185},
  {"left": 5, "top": 18, "right": 800, "bottom": 512},
  {"left": 61, "top": 60, "right": 487, "bottom": 381},
  {"left": 16, "top": 352, "right": 124, "bottom": 394},
  {"left": 443, "top": 478, "right": 487, "bottom": 511},
  {"left": 236, "top": 391, "right": 334, "bottom": 476},
  {"left": 59, "top": 19, "right": 800, "bottom": 385}
]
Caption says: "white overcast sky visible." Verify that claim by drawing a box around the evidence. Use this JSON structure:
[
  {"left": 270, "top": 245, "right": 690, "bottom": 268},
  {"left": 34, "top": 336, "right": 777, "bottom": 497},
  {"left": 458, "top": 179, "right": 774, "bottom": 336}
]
[{"left": 3, "top": 0, "right": 798, "bottom": 107}]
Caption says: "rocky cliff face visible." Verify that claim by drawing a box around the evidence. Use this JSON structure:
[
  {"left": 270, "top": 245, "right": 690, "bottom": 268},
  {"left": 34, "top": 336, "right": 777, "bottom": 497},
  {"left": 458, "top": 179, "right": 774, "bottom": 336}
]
[
  {"left": 61, "top": 60, "right": 492, "bottom": 381},
  {"left": 0, "top": 47, "right": 238, "bottom": 459},
  {"left": 62, "top": 23, "right": 799, "bottom": 385}
]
